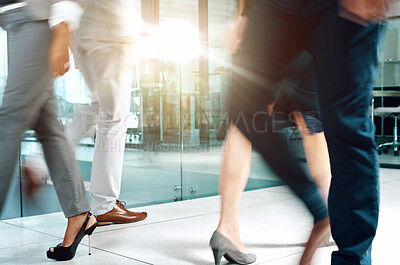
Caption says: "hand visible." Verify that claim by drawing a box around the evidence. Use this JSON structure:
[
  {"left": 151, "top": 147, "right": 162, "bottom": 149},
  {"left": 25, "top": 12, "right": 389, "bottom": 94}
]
[
  {"left": 49, "top": 22, "right": 71, "bottom": 78},
  {"left": 68, "top": 37, "right": 79, "bottom": 70},
  {"left": 339, "top": 0, "right": 389, "bottom": 25}
]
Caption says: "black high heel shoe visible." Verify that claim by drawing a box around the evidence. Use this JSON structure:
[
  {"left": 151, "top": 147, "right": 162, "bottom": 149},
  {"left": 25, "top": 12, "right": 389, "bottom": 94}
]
[{"left": 47, "top": 212, "right": 97, "bottom": 261}]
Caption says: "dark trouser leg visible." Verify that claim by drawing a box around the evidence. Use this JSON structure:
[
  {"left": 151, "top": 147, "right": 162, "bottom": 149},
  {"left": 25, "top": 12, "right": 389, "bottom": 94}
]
[
  {"left": 33, "top": 97, "right": 91, "bottom": 218},
  {"left": 309, "top": 5, "right": 382, "bottom": 264}
]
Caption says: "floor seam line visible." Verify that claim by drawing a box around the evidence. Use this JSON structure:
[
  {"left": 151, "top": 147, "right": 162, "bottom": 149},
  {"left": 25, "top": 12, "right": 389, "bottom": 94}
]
[
  {"left": 1, "top": 222, "right": 62, "bottom": 240},
  {"left": 93, "top": 199, "right": 298, "bottom": 235},
  {"left": 256, "top": 250, "right": 304, "bottom": 264},
  {"left": 82, "top": 245, "right": 154, "bottom": 264},
  {"left": 0, "top": 238, "right": 64, "bottom": 251}
]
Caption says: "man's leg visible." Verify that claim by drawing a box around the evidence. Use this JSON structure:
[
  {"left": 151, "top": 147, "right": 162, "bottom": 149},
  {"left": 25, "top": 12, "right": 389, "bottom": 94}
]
[
  {"left": 0, "top": 9, "right": 53, "bottom": 211},
  {"left": 73, "top": 41, "right": 138, "bottom": 217},
  {"left": 72, "top": 38, "right": 146, "bottom": 224},
  {"left": 64, "top": 42, "right": 100, "bottom": 149},
  {"left": 85, "top": 43, "right": 131, "bottom": 215},
  {"left": 309, "top": 3, "right": 382, "bottom": 264},
  {"left": 64, "top": 103, "right": 100, "bottom": 148}
]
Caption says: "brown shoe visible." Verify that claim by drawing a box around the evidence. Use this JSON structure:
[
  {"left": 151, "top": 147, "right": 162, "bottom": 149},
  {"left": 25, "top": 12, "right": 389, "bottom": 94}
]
[{"left": 95, "top": 200, "right": 148, "bottom": 226}]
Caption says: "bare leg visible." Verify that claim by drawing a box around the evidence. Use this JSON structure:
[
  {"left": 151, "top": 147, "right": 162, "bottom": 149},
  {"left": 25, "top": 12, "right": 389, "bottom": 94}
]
[
  {"left": 216, "top": 123, "right": 252, "bottom": 253},
  {"left": 293, "top": 112, "right": 331, "bottom": 265},
  {"left": 293, "top": 112, "right": 331, "bottom": 203}
]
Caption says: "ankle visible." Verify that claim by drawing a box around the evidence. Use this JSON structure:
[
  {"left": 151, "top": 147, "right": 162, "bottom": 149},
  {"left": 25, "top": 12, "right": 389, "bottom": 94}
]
[
  {"left": 67, "top": 212, "right": 96, "bottom": 229},
  {"left": 217, "top": 221, "right": 239, "bottom": 236},
  {"left": 215, "top": 227, "right": 247, "bottom": 253},
  {"left": 216, "top": 225, "right": 242, "bottom": 243},
  {"left": 68, "top": 212, "right": 87, "bottom": 222}
]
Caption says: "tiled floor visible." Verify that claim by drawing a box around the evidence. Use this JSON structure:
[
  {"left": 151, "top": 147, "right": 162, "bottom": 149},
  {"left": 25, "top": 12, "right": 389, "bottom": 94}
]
[{"left": 0, "top": 168, "right": 398, "bottom": 265}]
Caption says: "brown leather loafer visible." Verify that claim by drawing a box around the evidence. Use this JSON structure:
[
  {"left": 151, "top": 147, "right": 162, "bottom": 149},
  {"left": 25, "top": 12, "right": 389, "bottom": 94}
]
[{"left": 95, "top": 200, "right": 148, "bottom": 226}]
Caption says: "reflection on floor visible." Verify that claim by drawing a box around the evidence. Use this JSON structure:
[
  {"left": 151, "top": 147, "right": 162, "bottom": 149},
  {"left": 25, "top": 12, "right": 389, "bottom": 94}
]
[
  {"left": 0, "top": 168, "right": 398, "bottom": 265},
  {"left": 16, "top": 142, "right": 285, "bottom": 218}
]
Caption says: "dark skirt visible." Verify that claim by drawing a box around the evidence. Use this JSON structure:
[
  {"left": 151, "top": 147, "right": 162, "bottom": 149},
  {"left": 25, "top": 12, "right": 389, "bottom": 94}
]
[
  {"left": 229, "top": 49, "right": 323, "bottom": 135},
  {"left": 272, "top": 51, "right": 323, "bottom": 134}
]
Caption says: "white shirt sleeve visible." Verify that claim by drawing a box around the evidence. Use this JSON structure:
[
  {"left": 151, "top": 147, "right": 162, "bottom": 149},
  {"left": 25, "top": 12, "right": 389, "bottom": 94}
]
[{"left": 49, "top": 1, "right": 85, "bottom": 31}]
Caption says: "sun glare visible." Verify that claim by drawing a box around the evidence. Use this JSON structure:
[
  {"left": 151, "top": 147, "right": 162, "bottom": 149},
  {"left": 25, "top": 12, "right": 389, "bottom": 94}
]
[{"left": 135, "top": 20, "right": 200, "bottom": 62}]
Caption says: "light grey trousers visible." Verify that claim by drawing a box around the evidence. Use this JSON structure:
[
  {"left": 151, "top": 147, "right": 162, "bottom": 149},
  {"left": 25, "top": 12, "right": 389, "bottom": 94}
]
[
  {"left": 0, "top": 7, "right": 90, "bottom": 218},
  {"left": 67, "top": 38, "right": 133, "bottom": 215}
]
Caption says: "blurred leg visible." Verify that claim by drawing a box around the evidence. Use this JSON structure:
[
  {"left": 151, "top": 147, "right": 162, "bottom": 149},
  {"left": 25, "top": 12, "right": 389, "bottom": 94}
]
[
  {"left": 65, "top": 42, "right": 101, "bottom": 149},
  {"left": 216, "top": 124, "right": 252, "bottom": 253},
  {"left": 65, "top": 103, "right": 100, "bottom": 148},
  {"left": 34, "top": 97, "right": 95, "bottom": 248},
  {"left": 77, "top": 42, "right": 133, "bottom": 215},
  {"left": 224, "top": 4, "right": 329, "bottom": 263},
  {"left": 293, "top": 113, "right": 332, "bottom": 265},
  {"left": 309, "top": 5, "right": 382, "bottom": 263},
  {"left": 33, "top": 97, "right": 91, "bottom": 218},
  {"left": 294, "top": 112, "right": 331, "bottom": 203},
  {"left": 0, "top": 11, "right": 52, "bottom": 211},
  {"left": 231, "top": 0, "right": 327, "bottom": 224}
]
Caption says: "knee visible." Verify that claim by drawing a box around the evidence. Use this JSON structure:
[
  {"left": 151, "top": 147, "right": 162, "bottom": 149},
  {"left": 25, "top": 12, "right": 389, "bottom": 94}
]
[
  {"left": 98, "top": 110, "right": 130, "bottom": 135},
  {"left": 97, "top": 80, "right": 121, "bottom": 115}
]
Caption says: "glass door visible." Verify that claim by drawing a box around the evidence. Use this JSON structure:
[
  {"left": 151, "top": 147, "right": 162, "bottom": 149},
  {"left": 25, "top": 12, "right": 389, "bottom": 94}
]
[{"left": 181, "top": 0, "right": 283, "bottom": 201}]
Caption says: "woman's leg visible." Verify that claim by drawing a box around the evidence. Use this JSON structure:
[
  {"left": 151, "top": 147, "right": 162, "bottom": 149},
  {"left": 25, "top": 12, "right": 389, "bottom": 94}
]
[
  {"left": 216, "top": 119, "right": 331, "bottom": 264},
  {"left": 216, "top": 123, "right": 252, "bottom": 253},
  {"left": 293, "top": 112, "right": 331, "bottom": 203},
  {"left": 0, "top": 8, "right": 54, "bottom": 211},
  {"left": 292, "top": 112, "right": 331, "bottom": 265},
  {"left": 33, "top": 97, "right": 96, "bottom": 248}
]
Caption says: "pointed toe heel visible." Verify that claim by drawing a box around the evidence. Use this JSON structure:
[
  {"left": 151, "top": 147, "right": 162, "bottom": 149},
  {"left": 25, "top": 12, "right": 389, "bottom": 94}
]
[{"left": 209, "top": 231, "right": 256, "bottom": 265}]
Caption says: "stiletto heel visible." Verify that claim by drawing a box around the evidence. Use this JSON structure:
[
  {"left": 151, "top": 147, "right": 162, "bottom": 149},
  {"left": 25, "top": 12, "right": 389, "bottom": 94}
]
[
  {"left": 86, "top": 221, "right": 96, "bottom": 256},
  {"left": 47, "top": 212, "right": 98, "bottom": 261},
  {"left": 212, "top": 248, "right": 225, "bottom": 265},
  {"left": 88, "top": 235, "right": 92, "bottom": 255},
  {"left": 209, "top": 231, "right": 256, "bottom": 265}
]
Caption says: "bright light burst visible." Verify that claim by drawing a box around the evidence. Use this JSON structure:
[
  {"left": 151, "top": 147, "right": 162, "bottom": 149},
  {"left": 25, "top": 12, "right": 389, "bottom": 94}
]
[{"left": 135, "top": 20, "right": 200, "bottom": 62}]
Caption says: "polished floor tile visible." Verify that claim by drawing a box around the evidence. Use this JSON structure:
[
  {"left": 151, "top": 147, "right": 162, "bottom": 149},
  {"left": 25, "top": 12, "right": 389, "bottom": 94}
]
[
  {"left": 0, "top": 221, "right": 57, "bottom": 250},
  {"left": 0, "top": 239, "right": 148, "bottom": 265},
  {"left": 3, "top": 212, "right": 67, "bottom": 238},
  {"left": 0, "top": 168, "right": 398, "bottom": 265}
]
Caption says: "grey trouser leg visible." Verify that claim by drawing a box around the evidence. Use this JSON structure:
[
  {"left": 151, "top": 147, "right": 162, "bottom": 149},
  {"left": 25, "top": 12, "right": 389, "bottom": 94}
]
[
  {"left": 0, "top": 7, "right": 90, "bottom": 217},
  {"left": 33, "top": 96, "right": 91, "bottom": 217}
]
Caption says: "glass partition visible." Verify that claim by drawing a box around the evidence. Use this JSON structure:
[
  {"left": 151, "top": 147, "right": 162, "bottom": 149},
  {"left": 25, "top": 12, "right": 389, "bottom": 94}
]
[
  {"left": 3, "top": 0, "right": 398, "bottom": 221},
  {"left": 374, "top": 17, "right": 400, "bottom": 166}
]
